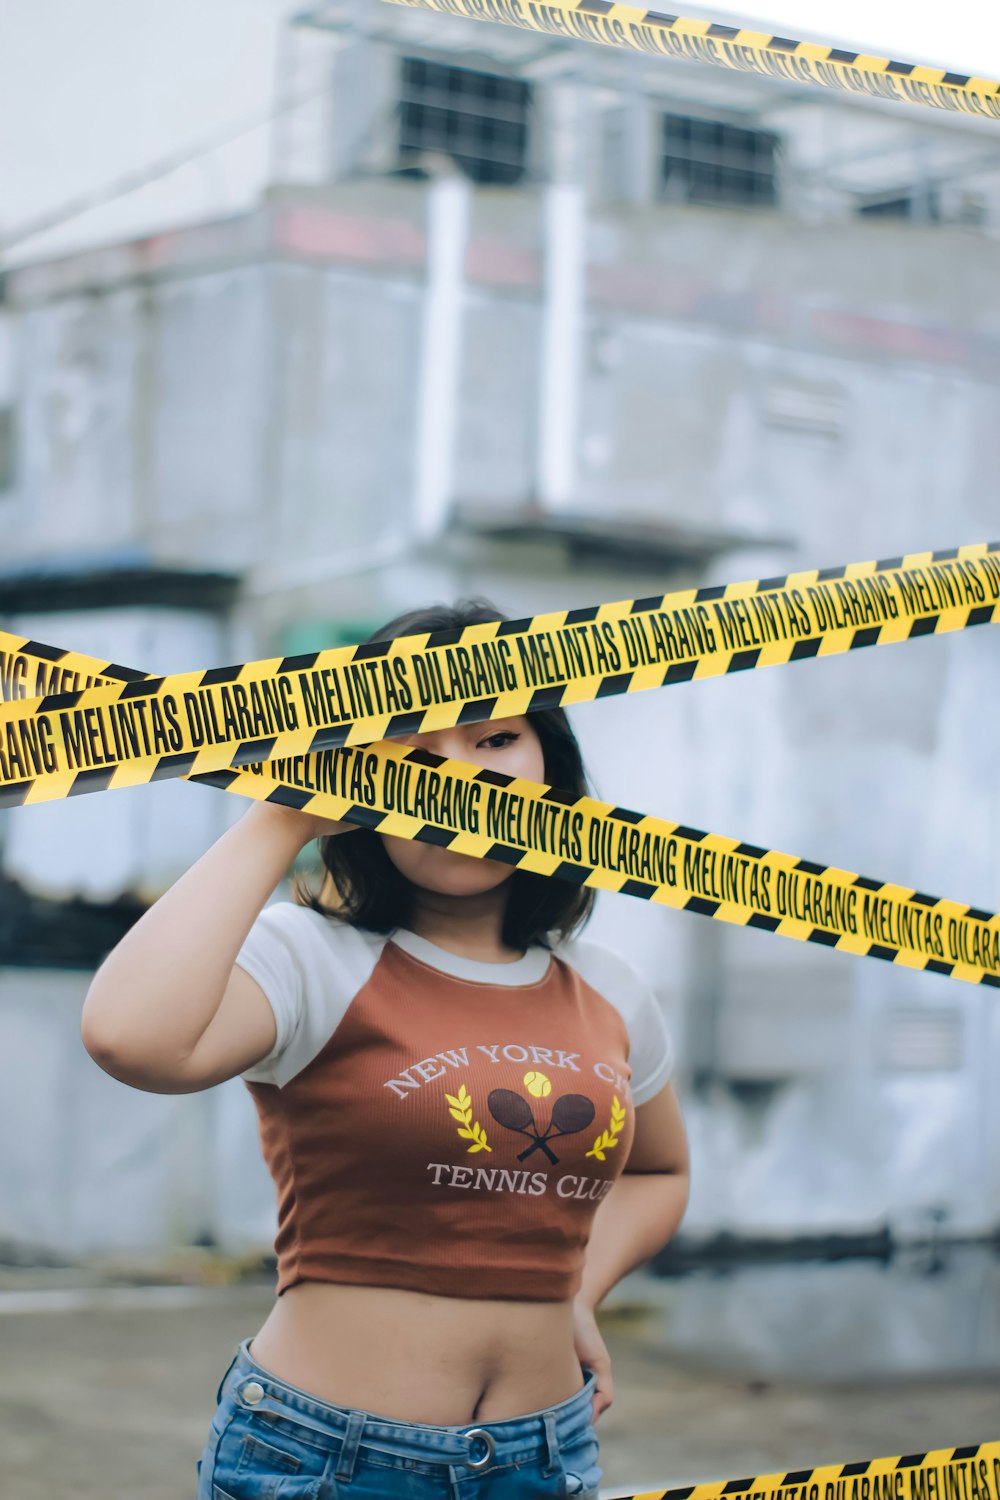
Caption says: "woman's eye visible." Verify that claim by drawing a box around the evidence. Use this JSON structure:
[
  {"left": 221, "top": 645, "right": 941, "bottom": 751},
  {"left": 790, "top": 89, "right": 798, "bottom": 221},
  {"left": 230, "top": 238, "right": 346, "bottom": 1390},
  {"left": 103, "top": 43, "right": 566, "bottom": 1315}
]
[{"left": 479, "top": 731, "right": 519, "bottom": 749}]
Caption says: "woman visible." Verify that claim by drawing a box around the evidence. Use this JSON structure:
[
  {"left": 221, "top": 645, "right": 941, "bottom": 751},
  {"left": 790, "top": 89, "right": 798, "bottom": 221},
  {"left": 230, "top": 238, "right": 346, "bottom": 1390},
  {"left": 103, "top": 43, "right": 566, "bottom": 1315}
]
[{"left": 81, "top": 597, "right": 690, "bottom": 1500}]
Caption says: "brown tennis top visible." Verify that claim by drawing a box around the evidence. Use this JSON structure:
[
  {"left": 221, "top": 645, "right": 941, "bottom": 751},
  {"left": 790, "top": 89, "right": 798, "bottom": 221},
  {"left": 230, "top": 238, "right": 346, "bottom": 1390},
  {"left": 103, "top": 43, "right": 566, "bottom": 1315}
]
[{"left": 235, "top": 903, "right": 675, "bottom": 1302}]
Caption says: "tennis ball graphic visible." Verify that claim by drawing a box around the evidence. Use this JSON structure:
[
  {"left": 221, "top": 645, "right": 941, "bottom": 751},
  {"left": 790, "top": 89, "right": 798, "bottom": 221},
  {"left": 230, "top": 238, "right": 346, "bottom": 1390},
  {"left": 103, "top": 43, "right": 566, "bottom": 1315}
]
[{"left": 524, "top": 1071, "right": 552, "bottom": 1098}]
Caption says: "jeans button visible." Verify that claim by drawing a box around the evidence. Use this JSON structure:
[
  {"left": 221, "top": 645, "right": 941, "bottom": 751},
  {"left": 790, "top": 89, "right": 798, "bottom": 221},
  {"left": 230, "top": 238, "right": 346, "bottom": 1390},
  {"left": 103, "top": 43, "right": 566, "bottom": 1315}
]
[{"left": 241, "top": 1381, "right": 265, "bottom": 1404}]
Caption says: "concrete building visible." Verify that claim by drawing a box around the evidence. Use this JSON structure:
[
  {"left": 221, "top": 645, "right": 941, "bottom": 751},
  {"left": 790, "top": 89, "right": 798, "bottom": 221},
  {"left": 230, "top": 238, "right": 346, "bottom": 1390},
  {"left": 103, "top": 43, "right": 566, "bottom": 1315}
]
[{"left": 0, "top": 0, "right": 998, "bottom": 1268}]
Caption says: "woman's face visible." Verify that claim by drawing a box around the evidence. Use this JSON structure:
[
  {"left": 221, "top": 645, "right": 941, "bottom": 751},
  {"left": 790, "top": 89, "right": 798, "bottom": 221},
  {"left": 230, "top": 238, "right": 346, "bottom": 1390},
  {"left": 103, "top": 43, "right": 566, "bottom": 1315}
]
[{"left": 379, "top": 714, "right": 546, "bottom": 897}]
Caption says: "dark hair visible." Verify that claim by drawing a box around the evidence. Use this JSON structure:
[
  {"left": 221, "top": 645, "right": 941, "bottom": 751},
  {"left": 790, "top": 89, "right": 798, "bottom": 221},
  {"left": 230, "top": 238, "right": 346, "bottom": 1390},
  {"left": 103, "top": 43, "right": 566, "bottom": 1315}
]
[{"left": 292, "top": 597, "right": 596, "bottom": 952}]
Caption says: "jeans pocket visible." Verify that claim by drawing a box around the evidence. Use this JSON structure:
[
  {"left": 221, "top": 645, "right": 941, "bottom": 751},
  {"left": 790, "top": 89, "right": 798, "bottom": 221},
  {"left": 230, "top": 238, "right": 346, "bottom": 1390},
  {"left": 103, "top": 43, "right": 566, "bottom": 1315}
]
[{"left": 560, "top": 1428, "right": 602, "bottom": 1499}]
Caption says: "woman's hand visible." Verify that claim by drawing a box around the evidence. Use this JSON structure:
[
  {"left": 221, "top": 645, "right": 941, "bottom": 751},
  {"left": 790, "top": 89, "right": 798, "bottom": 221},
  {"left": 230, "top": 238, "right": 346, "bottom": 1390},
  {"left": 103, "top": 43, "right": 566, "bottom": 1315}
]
[
  {"left": 247, "top": 800, "right": 356, "bottom": 846},
  {"left": 572, "top": 1295, "right": 613, "bottom": 1424}
]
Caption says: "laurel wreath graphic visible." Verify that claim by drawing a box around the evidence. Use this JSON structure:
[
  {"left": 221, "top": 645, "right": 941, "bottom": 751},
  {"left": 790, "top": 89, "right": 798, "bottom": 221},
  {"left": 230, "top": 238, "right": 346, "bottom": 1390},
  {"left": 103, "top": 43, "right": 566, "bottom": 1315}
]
[
  {"left": 444, "top": 1084, "right": 492, "bottom": 1153},
  {"left": 585, "top": 1095, "right": 627, "bottom": 1161}
]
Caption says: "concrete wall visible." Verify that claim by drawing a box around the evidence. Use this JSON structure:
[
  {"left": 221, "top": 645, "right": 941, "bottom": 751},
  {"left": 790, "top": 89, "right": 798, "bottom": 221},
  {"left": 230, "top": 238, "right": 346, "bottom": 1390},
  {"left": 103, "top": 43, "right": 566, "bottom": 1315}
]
[{"left": 1, "top": 170, "right": 998, "bottom": 1261}]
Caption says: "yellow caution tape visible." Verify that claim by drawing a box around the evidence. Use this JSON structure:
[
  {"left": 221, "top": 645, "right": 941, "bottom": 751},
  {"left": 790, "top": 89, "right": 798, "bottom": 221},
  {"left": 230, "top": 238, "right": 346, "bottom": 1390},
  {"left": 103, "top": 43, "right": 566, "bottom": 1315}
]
[
  {"left": 615, "top": 1438, "right": 1000, "bottom": 1500},
  {"left": 0, "top": 543, "right": 997, "bottom": 807},
  {"left": 381, "top": 0, "right": 1000, "bottom": 121},
  {"left": 2, "top": 623, "right": 998, "bottom": 988}
]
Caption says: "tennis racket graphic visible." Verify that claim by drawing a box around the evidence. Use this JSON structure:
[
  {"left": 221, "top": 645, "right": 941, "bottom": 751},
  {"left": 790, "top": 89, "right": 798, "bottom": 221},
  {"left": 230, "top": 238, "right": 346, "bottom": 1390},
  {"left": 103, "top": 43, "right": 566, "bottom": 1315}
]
[{"left": 488, "top": 1089, "right": 597, "bottom": 1164}]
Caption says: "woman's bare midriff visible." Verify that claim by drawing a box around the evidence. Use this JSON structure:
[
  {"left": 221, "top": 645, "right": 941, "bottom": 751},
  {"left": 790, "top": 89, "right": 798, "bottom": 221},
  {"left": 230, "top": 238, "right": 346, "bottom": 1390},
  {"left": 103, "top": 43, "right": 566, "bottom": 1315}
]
[{"left": 246, "top": 1279, "right": 586, "bottom": 1426}]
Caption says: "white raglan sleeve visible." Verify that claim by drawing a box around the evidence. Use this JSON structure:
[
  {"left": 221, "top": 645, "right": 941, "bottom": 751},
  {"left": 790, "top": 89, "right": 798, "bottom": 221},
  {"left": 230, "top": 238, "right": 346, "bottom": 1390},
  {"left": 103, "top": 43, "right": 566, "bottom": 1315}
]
[
  {"left": 560, "top": 936, "right": 676, "bottom": 1107},
  {"left": 233, "top": 903, "right": 308, "bottom": 1087},
  {"left": 622, "top": 960, "right": 676, "bottom": 1107}
]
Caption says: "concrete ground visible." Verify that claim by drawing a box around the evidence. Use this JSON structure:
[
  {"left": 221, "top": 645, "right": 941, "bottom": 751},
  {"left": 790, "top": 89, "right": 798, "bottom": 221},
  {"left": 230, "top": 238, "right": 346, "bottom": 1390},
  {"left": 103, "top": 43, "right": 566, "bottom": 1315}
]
[{"left": 0, "top": 1263, "right": 996, "bottom": 1500}]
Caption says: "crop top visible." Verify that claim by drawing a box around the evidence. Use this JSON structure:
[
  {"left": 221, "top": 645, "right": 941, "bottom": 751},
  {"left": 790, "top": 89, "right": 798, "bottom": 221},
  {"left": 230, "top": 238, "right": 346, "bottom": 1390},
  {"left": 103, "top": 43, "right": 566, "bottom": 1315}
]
[{"left": 233, "top": 902, "right": 676, "bottom": 1302}]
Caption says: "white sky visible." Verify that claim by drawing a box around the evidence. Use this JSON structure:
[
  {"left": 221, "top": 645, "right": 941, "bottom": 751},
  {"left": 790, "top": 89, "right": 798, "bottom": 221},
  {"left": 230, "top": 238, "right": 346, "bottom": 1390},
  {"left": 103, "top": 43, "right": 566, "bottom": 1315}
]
[{"left": 1, "top": 0, "right": 998, "bottom": 266}]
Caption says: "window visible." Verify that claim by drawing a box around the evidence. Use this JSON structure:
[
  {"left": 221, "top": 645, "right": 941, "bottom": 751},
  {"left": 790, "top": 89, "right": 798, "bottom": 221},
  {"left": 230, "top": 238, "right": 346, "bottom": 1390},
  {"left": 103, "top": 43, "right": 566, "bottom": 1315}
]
[
  {"left": 398, "top": 56, "right": 531, "bottom": 187},
  {"left": 659, "top": 113, "right": 780, "bottom": 208},
  {"left": 856, "top": 189, "right": 942, "bottom": 223},
  {"left": 0, "top": 406, "right": 15, "bottom": 493}
]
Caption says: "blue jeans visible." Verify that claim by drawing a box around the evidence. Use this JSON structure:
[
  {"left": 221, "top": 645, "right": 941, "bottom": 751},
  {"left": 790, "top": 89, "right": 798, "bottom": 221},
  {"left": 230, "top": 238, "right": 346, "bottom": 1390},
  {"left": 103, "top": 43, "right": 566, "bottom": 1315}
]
[{"left": 196, "top": 1335, "right": 603, "bottom": 1500}]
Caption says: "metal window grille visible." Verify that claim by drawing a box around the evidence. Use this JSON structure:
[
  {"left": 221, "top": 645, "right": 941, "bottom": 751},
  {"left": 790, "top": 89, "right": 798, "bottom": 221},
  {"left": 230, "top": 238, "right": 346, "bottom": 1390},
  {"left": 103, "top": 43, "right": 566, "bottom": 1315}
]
[
  {"left": 659, "top": 112, "right": 780, "bottom": 207},
  {"left": 0, "top": 407, "right": 16, "bottom": 493},
  {"left": 398, "top": 56, "right": 531, "bottom": 187}
]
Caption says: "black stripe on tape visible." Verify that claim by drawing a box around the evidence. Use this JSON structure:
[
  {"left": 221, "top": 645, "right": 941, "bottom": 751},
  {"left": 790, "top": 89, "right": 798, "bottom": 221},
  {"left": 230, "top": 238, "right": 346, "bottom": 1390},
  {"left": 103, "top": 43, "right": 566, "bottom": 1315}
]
[
  {"left": 595, "top": 673, "right": 634, "bottom": 698},
  {"left": 854, "top": 875, "right": 882, "bottom": 891},
  {"left": 768, "top": 36, "right": 798, "bottom": 50},
  {"left": 965, "top": 907, "right": 994, "bottom": 922},
  {"left": 416, "top": 626, "right": 464, "bottom": 650},
  {"left": 968, "top": 605, "right": 995, "bottom": 626},
  {"left": 21, "top": 640, "right": 69, "bottom": 664},
  {"left": 909, "top": 892, "right": 938, "bottom": 906},
  {"left": 694, "top": 584, "right": 726, "bottom": 602},
  {"left": 896, "top": 1456, "right": 926, "bottom": 1469},
  {"left": 909, "top": 616, "right": 939, "bottom": 638},
  {"left": 199, "top": 666, "right": 241, "bottom": 686},
  {"left": 150, "top": 753, "right": 198, "bottom": 781},
  {"left": 728, "top": 649, "right": 761, "bottom": 673},
  {"left": 474, "top": 767, "right": 514, "bottom": 787},
  {"left": 686, "top": 896, "right": 719, "bottom": 917},
  {"left": 748, "top": 913, "right": 781, "bottom": 931},
  {"left": 232, "top": 737, "right": 276, "bottom": 766},
  {"left": 278, "top": 653, "right": 318, "bottom": 673},
  {"left": 952, "top": 1447, "right": 981, "bottom": 1460},
  {"left": 790, "top": 638, "right": 821, "bottom": 660},
  {"left": 783, "top": 1473, "right": 815, "bottom": 1486},
  {"left": 662, "top": 1489, "right": 695, "bottom": 1500},
  {"left": 386, "top": 711, "right": 427, "bottom": 737},
  {"left": 842, "top": 1463, "right": 872, "bottom": 1476},
  {"left": 308, "top": 724, "right": 351, "bottom": 752},
  {"left": 483, "top": 843, "right": 525, "bottom": 865},
  {"left": 553, "top": 861, "right": 592, "bottom": 884},
  {"left": 796, "top": 859, "right": 827, "bottom": 875},
  {"left": 808, "top": 929, "right": 839, "bottom": 947},
  {"left": 886, "top": 61, "right": 915, "bottom": 75},
  {"left": 942, "top": 73, "right": 971, "bottom": 86},
  {"left": 707, "top": 23, "right": 739, "bottom": 39},
  {"left": 643, "top": 12, "right": 679, "bottom": 27},
  {"left": 665, "top": 661, "right": 697, "bottom": 684},
  {"left": 722, "top": 1480, "right": 754, "bottom": 1495},
  {"left": 266, "top": 785, "right": 312, "bottom": 811},
  {"left": 104, "top": 663, "right": 149, "bottom": 683},
  {"left": 981, "top": 975, "right": 1000, "bottom": 989},
  {"left": 734, "top": 843, "right": 767, "bottom": 858},
  {"left": 187, "top": 769, "right": 239, "bottom": 789},
  {"left": 542, "top": 785, "right": 580, "bottom": 805},
  {"left": 674, "top": 825, "right": 708, "bottom": 842},
  {"left": 851, "top": 627, "right": 881, "bottom": 649},
  {"left": 631, "top": 596, "right": 664, "bottom": 613},
  {"left": 415, "top": 824, "right": 458, "bottom": 847},
  {"left": 620, "top": 879, "right": 658, "bottom": 898},
  {"left": 0, "top": 780, "right": 33, "bottom": 807},
  {"left": 828, "top": 49, "right": 859, "bottom": 63},
  {"left": 353, "top": 637, "right": 392, "bottom": 658},
  {"left": 757, "top": 576, "right": 788, "bottom": 592},
  {"left": 343, "top": 806, "right": 386, "bottom": 830},
  {"left": 529, "top": 686, "right": 569, "bottom": 710},
  {"left": 457, "top": 697, "right": 498, "bottom": 724},
  {"left": 405, "top": 747, "right": 446, "bottom": 768},
  {"left": 69, "top": 767, "right": 116, "bottom": 796},
  {"left": 868, "top": 944, "right": 899, "bottom": 962},
  {"left": 817, "top": 565, "right": 846, "bottom": 581},
  {"left": 926, "top": 959, "right": 955, "bottom": 977},
  {"left": 579, "top": 0, "right": 613, "bottom": 14},
  {"left": 932, "top": 547, "right": 959, "bottom": 562},
  {"left": 875, "top": 555, "right": 905, "bottom": 571},
  {"left": 562, "top": 605, "right": 599, "bottom": 625},
  {"left": 121, "top": 678, "right": 163, "bottom": 699},
  {"left": 609, "top": 806, "right": 645, "bottom": 823},
  {"left": 39, "top": 689, "right": 84, "bottom": 710}
]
